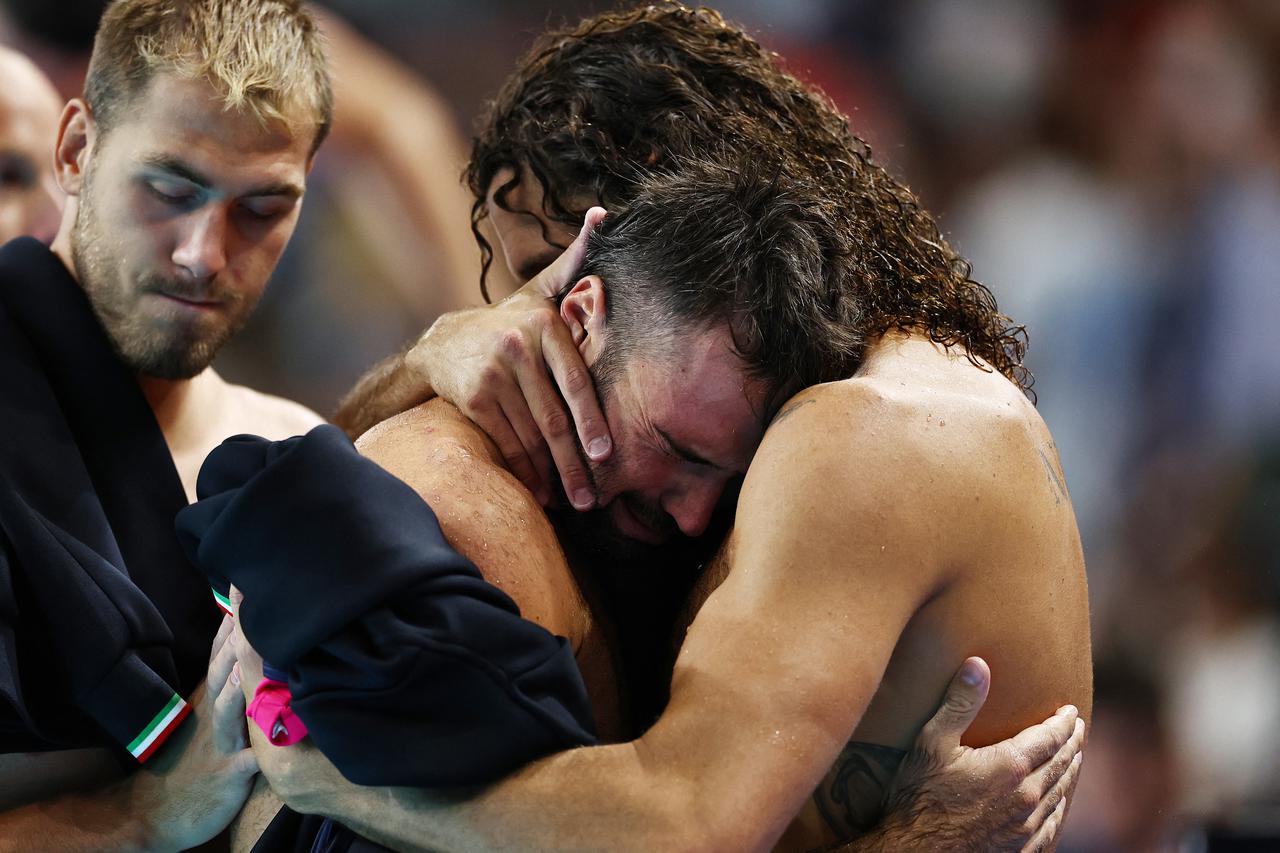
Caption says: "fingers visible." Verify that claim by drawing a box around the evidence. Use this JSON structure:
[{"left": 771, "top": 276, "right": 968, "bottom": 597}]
[
  {"left": 207, "top": 617, "right": 239, "bottom": 699},
  {"left": 212, "top": 652, "right": 249, "bottom": 754},
  {"left": 914, "top": 657, "right": 991, "bottom": 755},
  {"left": 208, "top": 613, "right": 234, "bottom": 666},
  {"left": 515, "top": 336, "right": 599, "bottom": 510},
  {"left": 1020, "top": 755, "right": 1078, "bottom": 853},
  {"left": 1005, "top": 706, "right": 1079, "bottom": 786},
  {"left": 229, "top": 584, "right": 244, "bottom": 620},
  {"left": 1028, "top": 716, "right": 1085, "bottom": 798},
  {"left": 540, "top": 317, "right": 611, "bottom": 466},
  {"left": 228, "top": 747, "right": 260, "bottom": 779},
  {"left": 528, "top": 207, "right": 607, "bottom": 299},
  {"left": 473, "top": 398, "right": 547, "bottom": 503},
  {"left": 1022, "top": 748, "right": 1082, "bottom": 850}
]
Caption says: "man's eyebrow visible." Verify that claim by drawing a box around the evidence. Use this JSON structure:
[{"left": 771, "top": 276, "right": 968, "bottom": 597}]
[
  {"left": 139, "top": 154, "right": 303, "bottom": 199},
  {"left": 140, "top": 155, "right": 210, "bottom": 187},
  {"left": 657, "top": 426, "right": 721, "bottom": 469}
]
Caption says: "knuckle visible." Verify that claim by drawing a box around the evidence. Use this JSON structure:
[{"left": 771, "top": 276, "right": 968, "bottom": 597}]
[
  {"left": 558, "top": 463, "right": 585, "bottom": 485},
  {"left": 1016, "top": 784, "right": 1041, "bottom": 816},
  {"left": 560, "top": 365, "right": 591, "bottom": 396},
  {"left": 1004, "top": 748, "right": 1035, "bottom": 788},
  {"left": 523, "top": 429, "right": 549, "bottom": 455},
  {"left": 464, "top": 391, "right": 491, "bottom": 415},
  {"left": 497, "top": 329, "right": 530, "bottom": 362},
  {"left": 541, "top": 407, "right": 572, "bottom": 439},
  {"left": 944, "top": 693, "right": 979, "bottom": 718},
  {"left": 501, "top": 447, "right": 529, "bottom": 470}
]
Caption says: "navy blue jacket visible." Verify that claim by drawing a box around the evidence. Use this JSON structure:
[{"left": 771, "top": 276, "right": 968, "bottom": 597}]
[
  {"left": 0, "top": 237, "right": 220, "bottom": 761},
  {"left": 175, "top": 427, "right": 597, "bottom": 788}
]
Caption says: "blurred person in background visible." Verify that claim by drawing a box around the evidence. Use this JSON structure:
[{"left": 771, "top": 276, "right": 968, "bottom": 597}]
[
  {"left": 0, "top": 45, "right": 62, "bottom": 243},
  {"left": 1160, "top": 445, "right": 1280, "bottom": 826}
]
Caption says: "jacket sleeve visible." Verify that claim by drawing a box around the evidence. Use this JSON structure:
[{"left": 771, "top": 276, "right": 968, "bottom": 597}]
[{"left": 175, "top": 425, "right": 596, "bottom": 787}]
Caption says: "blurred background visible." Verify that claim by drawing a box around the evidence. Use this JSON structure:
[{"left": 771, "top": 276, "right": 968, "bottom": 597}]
[{"left": 2, "top": 0, "right": 1277, "bottom": 849}]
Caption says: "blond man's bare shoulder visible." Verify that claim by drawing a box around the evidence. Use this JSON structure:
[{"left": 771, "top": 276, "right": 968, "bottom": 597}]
[{"left": 220, "top": 380, "right": 326, "bottom": 441}]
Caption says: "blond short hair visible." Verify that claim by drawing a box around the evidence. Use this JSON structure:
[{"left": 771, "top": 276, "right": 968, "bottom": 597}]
[{"left": 85, "top": 0, "right": 332, "bottom": 152}]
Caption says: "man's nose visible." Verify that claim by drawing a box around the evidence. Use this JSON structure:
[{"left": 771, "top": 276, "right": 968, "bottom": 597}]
[
  {"left": 661, "top": 478, "right": 725, "bottom": 539},
  {"left": 172, "top": 205, "right": 228, "bottom": 280}
]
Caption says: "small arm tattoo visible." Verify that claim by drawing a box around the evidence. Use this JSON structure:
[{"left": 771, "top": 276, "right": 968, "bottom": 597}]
[{"left": 812, "top": 740, "right": 908, "bottom": 844}]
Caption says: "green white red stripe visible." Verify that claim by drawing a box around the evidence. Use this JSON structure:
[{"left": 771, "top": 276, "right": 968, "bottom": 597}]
[
  {"left": 127, "top": 693, "right": 191, "bottom": 762},
  {"left": 212, "top": 587, "right": 232, "bottom": 615}
]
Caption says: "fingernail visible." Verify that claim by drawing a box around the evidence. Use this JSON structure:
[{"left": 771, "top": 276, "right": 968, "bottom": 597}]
[
  {"left": 572, "top": 489, "right": 594, "bottom": 510},
  {"left": 1056, "top": 704, "right": 1077, "bottom": 716},
  {"left": 230, "top": 662, "right": 241, "bottom": 687},
  {"left": 587, "top": 436, "right": 611, "bottom": 459},
  {"left": 959, "top": 661, "right": 983, "bottom": 687}
]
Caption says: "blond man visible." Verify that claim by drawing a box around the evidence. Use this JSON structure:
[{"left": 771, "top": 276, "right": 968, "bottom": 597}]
[{"left": 0, "top": 1, "right": 329, "bottom": 849}]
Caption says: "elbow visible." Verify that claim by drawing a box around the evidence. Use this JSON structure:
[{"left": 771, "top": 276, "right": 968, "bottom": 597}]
[{"left": 641, "top": 781, "right": 774, "bottom": 853}]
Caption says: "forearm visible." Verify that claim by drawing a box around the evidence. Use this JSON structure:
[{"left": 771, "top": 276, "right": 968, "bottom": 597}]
[
  {"left": 302, "top": 743, "right": 698, "bottom": 853},
  {"left": 0, "top": 778, "right": 152, "bottom": 853},
  {"left": 333, "top": 347, "right": 435, "bottom": 440},
  {"left": 837, "top": 813, "right": 921, "bottom": 853}
]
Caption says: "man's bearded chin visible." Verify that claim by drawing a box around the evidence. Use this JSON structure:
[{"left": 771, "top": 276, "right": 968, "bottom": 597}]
[
  {"left": 549, "top": 502, "right": 677, "bottom": 574},
  {"left": 70, "top": 182, "right": 247, "bottom": 380}
]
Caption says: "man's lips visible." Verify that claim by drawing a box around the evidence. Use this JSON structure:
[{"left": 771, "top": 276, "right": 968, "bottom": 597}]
[
  {"left": 612, "top": 496, "right": 670, "bottom": 544},
  {"left": 153, "top": 290, "right": 224, "bottom": 310}
]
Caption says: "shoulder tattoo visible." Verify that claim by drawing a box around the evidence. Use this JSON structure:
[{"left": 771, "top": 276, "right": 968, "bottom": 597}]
[
  {"left": 1037, "top": 444, "right": 1070, "bottom": 505},
  {"left": 811, "top": 740, "right": 908, "bottom": 844},
  {"left": 769, "top": 398, "right": 817, "bottom": 430}
]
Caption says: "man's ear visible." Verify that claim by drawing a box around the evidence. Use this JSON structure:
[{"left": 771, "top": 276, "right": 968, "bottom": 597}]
[
  {"left": 53, "top": 99, "right": 96, "bottom": 197},
  {"left": 559, "top": 274, "right": 607, "bottom": 362}
]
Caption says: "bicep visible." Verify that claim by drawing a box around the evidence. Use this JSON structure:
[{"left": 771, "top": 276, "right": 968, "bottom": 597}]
[
  {"left": 642, "top": 417, "right": 931, "bottom": 841},
  {"left": 356, "top": 404, "right": 582, "bottom": 639}
]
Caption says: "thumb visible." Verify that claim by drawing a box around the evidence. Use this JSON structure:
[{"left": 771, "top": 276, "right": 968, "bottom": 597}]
[
  {"left": 528, "top": 206, "right": 607, "bottom": 299},
  {"left": 915, "top": 657, "right": 991, "bottom": 755},
  {"left": 230, "top": 747, "right": 260, "bottom": 778}
]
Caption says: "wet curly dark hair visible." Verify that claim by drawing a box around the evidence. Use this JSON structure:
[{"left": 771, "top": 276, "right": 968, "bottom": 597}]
[{"left": 466, "top": 2, "right": 1031, "bottom": 394}]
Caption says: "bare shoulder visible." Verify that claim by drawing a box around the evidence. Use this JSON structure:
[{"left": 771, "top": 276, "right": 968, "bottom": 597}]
[
  {"left": 747, "top": 337, "right": 1053, "bottom": 538},
  {"left": 357, "top": 398, "right": 496, "bottom": 464},
  {"left": 357, "top": 400, "right": 587, "bottom": 643},
  {"left": 222, "top": 382, "right": 325, "bottom": 441}
]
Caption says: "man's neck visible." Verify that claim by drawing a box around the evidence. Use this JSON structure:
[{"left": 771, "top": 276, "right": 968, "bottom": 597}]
[{"left": 138, "top": 373, "right": 200, "bottom": 436}]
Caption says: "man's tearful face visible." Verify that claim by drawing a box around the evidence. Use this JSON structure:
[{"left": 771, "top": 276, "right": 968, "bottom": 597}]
[{"left": 560, "top": 325, "right": 768, "bottom": 562}]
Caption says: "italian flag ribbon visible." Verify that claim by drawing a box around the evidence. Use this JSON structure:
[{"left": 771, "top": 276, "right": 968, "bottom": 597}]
[
  {"left": 125, "top": 692, "right": 191, "bottom": 763},
  {"left": 212, "top": 586, "right": 233, "bottom": 616}
]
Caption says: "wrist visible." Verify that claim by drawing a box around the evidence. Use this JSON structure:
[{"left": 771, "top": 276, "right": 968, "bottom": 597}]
[{"left": 116, "top": 774, "right": 169, "bottom": 853}]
